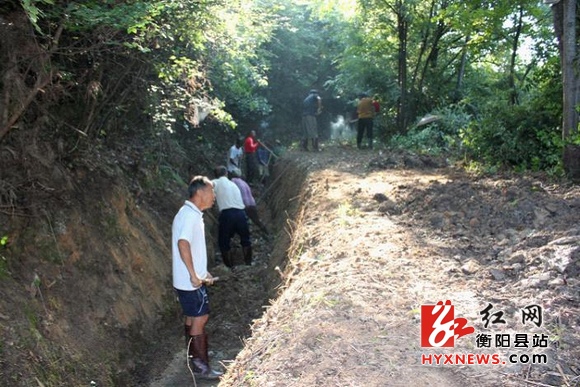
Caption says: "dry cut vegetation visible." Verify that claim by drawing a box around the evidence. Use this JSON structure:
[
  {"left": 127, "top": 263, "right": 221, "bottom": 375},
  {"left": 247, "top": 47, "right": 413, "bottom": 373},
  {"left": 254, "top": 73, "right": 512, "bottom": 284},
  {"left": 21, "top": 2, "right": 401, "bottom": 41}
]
[
  {"left": 215, "top": 146, "right": 580, "bottom": 387},
  {"left": 149, "top": 145, "right": 579, "bottom": 387}
]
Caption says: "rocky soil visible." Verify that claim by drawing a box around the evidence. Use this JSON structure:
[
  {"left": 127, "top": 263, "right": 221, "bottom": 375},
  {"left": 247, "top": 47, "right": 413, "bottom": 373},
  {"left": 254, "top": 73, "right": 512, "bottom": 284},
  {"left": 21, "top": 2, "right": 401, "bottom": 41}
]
[{"left": 149, "top": 145, "right": 580, "bottom": 387}]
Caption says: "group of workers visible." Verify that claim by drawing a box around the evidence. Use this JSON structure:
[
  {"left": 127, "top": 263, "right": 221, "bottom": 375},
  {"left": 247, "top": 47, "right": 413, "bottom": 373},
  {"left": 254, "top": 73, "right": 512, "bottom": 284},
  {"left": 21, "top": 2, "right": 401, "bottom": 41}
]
[
  {"left": 170, "top": 88, "right": 381, "bottom": 381},
  {"left": 301, "top": 89, "right": 380, "bottom": 151},
  {"left": 170, "top": 130, "right": 275, "bottom": 380},
  {"left": 227, "top": 130, "right": 273, "bottom": 185}
]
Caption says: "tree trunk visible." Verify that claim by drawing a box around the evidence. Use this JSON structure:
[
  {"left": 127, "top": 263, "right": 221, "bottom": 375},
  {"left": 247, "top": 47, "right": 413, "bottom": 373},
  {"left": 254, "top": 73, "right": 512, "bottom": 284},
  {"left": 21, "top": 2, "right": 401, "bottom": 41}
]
[
  {"left": 396, "top": 0, "right": 408, "bottom": 133},
  {"left": 563, "top": 145, "right": 580, "bottom": 180},
  {"left": 455, "top": 35, "right": 470, "bottom": 102},
  {"left": 0, "top": 75, "right": 53, "bottom": 142},
  {"left": 561, "top": 0, "right": 579, "bottom": 139},
  {"left": 410, "top": 0, "right": 436, "bottom": 88},
  {"left": 0, "top": 23, "right": 62, "bottom": 143},
  {"left": 552, "top": 0, "right": 579, "bottom": 178},
  {"left": 508, "top": 5, "right": 524, "bottom": 106}
]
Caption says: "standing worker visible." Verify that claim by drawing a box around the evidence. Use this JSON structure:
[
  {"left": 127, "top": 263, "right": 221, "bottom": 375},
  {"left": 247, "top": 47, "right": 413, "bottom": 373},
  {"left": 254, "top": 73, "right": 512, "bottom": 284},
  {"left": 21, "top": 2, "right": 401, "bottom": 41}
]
[
  {"left": 257, "top": 142, "right": 271, "bottom": 184},
  {"left": 212, "top": 166, "right": 253, "bottom": 268},
  {"left": 244, "top": 130, "right": 260, "bottom": 184},
  {"left": 356, "top": 92, "right": 375, "bottom": 150},
  {"left": 302, "top": 89, "right": 322, "bottom": 151},
  {"left": 227, "top": 137, "right": 244, "bottom": 178},
  {"left": 172, "top": 176, "right": 223, "bottom": 380},
  {"left": 230, "top": 169, "right": 269, "bottom": 236}
]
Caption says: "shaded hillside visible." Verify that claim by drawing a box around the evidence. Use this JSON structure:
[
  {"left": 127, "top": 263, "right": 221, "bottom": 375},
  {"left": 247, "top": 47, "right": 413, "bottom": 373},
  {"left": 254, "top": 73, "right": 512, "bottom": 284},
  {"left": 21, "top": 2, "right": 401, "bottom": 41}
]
[
  {"left": 1, "top": 1, "right": 578, "bottom": 385},
  {"left": 0, "top": 5, "right": 279, "bottom": 385},
  {"left": 0, "top": 119, "right": 248, "bottom": 386}
]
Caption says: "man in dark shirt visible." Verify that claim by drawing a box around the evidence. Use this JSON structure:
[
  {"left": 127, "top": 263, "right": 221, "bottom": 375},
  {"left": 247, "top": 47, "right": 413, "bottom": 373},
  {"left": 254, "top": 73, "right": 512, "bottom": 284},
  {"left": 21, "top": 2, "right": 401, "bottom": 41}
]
[{"left": 302, "top": 89, "right": 322, "bottom": 151}]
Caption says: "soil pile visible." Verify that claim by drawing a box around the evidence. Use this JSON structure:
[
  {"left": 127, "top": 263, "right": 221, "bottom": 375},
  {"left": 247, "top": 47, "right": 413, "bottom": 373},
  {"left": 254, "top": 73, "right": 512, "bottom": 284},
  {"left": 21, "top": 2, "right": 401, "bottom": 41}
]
[{"left": 151, "top": 145, "right": 579, "bottom": 387}]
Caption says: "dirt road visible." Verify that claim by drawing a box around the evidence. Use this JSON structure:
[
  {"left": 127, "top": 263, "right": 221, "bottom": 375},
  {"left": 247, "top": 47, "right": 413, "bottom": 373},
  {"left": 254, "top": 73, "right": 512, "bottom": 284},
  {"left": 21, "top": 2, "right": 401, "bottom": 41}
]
[{"left": 150, "top": 146, "right": 580, "bottom": 387}]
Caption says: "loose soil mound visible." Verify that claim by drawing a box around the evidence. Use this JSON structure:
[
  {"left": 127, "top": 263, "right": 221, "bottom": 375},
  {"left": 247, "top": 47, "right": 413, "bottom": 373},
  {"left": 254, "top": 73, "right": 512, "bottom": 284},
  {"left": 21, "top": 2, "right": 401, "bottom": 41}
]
[{"left": 151, "top": 145, "right": 580, "bottom": 387}]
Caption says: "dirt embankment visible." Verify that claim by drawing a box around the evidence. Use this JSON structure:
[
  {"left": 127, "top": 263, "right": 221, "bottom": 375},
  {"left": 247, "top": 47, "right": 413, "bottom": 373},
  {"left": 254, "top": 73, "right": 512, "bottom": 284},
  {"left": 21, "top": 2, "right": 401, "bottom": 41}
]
[
  {"left": 211, "top": 147, "right": 579, "bottom": 387},
  {"left": 2, "top": 144, "right": 578, "bottom": 387},
  {"left": 0, "top": 154, "right": 193, "bottom": 386}
]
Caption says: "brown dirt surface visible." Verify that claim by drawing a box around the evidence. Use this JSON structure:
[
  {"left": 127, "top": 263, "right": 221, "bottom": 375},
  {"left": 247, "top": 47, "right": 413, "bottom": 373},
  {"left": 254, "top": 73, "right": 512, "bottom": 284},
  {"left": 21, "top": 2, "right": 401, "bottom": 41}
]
[{"left": 149, "top": 145, "right": 580, "bottom": 387}]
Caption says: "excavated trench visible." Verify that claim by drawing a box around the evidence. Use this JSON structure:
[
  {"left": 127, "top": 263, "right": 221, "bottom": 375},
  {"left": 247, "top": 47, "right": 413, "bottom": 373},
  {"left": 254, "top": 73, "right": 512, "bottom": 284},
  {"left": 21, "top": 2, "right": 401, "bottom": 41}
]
[
  {"left": 145, "top": 157, "right": 311, "bottom": 387},
  {"left": 8, "top": 145, "right": 578, "bottom": 386}
]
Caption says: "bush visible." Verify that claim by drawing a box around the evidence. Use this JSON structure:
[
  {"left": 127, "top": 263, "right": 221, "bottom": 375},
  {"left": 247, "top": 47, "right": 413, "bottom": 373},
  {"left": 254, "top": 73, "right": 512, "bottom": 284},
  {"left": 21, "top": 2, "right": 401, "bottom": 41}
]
[
  {"left": 460, "top": 102, "right": 562, "bottom": 170},
  {"left": 389, "top": 103, "right": 472, "bottom": 155}
]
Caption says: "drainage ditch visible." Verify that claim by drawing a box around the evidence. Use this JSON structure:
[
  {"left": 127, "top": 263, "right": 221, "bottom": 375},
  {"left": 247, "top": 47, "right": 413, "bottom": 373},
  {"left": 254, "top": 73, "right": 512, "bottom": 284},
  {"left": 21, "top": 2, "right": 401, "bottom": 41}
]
[{"left": 144, "top": 157, "right": 311, "bottom": 386}]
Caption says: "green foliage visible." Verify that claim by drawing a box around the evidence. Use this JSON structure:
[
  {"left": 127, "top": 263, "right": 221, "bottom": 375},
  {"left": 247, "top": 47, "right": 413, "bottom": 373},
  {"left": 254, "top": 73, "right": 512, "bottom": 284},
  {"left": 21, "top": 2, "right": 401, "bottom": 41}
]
[
  {"left": 460, "top": 102, "right": 561, "bottom": 170},
  {"left": 19, "top": 0, "right": 54, "bottom": 32},
  {"left": 258, "top": 1, "right": 353, "bottom": 137},
  {"left": 204, "top": 2, "right": 279, "bottom": 121},
  {"left": 331, "top": 1, "right": 398, "bottom": 99},
  {"left": 17, "top": 0, "right": 279, "bottom": 135},
  {"left": 390, "top": 126, "right": 447, "bottom": 155},
  {"left": 456, "top": 54, "right": 562, "bottom": 170},
  {"left": 0, "top": 235, "right": 8, "bottom": 278},
  {"left": 142, "top": 163, "right": 187, "bottom": 191},
  {"left": 9, "top": 0, "right": 573, "bottom": 173},
  {"left": 567, "top": 132, "right": 580, "bottom": 146},
  {"left": 389, "top": 54, "right": 563, "bottom": 172},
  {"left": 334, "top": 0, "right": 559, "bottom": 157},
  {"left": 63, "top": 1, "right": 150, "bottom": 32},
  {"left": 389, "top": 103, "right": 472, "bottom": 155},
  {"left": 134, "top": 0, "right": 279, "bottom": 131}
]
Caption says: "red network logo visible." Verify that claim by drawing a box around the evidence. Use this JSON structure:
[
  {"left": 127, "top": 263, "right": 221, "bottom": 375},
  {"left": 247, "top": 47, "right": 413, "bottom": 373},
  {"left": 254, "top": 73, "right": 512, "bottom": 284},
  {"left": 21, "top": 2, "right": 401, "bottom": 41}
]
[{"left": 421, "top": 300, "right": 475, "bottom": 348}]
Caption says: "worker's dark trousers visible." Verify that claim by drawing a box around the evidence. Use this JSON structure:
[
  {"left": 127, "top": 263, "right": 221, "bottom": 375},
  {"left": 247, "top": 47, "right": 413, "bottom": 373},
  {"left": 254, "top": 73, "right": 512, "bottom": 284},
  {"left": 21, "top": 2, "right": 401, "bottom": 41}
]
[{"left": 357, "top": 118, "right": 373, "bottom": 149}]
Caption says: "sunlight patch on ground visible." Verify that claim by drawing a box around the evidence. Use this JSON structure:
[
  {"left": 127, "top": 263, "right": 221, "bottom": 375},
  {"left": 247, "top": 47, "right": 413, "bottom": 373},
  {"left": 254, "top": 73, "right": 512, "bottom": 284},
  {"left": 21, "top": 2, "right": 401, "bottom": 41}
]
[{"left": 368, "top": 242, "right": 400, "bottom": 258}]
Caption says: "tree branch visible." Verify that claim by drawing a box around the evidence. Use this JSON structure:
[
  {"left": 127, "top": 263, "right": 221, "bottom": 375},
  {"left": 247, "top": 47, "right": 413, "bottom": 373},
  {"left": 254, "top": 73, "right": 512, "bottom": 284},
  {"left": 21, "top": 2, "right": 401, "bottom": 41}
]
[
  {"left": 0, "top": 74, "right": 53, "bottom": 142},
  {"left": 0, "top": 22, "right": 64, "bottom": 142}
]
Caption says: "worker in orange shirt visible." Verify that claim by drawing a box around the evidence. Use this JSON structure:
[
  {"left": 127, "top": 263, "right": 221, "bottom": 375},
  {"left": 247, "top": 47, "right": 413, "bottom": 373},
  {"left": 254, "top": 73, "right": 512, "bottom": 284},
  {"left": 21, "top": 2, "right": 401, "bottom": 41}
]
[{"left": 356, "top": 92, "right": 375, "bottom": 149}]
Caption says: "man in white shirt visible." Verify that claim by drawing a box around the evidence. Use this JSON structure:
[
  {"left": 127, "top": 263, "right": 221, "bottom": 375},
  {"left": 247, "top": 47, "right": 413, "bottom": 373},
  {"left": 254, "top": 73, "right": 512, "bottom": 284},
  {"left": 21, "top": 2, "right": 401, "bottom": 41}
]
[
  {"left": 212, "top": 165, "right": 253, "bottom": 268},
  {"left": 226, "top": 137, "right": 244, "bottom": 177},
  {"left": 172, "top": 175, "right": 222, "bottom": 379}
]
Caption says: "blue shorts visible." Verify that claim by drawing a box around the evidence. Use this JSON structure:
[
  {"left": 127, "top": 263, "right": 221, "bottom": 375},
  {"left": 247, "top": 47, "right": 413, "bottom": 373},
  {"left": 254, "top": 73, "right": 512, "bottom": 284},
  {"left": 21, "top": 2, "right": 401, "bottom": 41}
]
[{"left": 175, "top": 286, "right": 210, "bottom": 317}]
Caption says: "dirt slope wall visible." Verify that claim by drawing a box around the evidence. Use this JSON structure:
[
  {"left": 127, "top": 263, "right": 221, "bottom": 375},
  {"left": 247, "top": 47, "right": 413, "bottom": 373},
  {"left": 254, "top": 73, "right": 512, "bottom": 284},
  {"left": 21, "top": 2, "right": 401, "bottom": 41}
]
[
  {"left": 0, "top": 168, "right": 188, "bottom": 386},
  {"left": 262, "top": 160, "right": 310, "bottom": 297}
]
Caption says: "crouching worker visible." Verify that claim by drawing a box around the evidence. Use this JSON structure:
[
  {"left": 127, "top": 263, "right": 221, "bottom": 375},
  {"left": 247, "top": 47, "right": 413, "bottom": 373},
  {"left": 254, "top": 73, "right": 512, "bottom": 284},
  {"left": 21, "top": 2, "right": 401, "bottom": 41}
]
[{"left": 172, "top": 176, "right": 223, "bottom": 379}]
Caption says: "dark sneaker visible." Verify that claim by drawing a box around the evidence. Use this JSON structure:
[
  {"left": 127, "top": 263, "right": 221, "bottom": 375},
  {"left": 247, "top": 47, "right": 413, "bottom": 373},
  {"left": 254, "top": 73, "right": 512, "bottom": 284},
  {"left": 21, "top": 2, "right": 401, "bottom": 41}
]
[
  {"left": 191, "top": 359, "right": 222, "bottom": 380},
  {"left": 199, "top": 369, "right": 223, "bottom": 380},
  {"left": 189, "top": 357, "right": 204, "bottom": 374}
]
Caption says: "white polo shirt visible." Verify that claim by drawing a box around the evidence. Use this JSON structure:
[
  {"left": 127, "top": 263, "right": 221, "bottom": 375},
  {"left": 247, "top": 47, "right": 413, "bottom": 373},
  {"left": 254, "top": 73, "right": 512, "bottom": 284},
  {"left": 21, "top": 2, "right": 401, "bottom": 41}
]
[
  {"left": 172, "top": 200, "right": 208, "bottom": 290},
  {"left": 212, "top": 176, "right": 245, "bottom": 212},
  {"left": 227, "top": 145, "right": 243, "bottom": 172}
]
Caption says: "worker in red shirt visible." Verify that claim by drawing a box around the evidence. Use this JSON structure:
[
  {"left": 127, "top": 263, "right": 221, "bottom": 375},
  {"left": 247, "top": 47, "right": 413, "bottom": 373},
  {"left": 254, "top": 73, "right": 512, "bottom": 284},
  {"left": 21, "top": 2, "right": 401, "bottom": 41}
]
[
  {"left": 372, "top": 95, "right": 380, "bottom": 114},
  {"left": 243, "top": 130, "right": 260, "bottom": 184}
]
